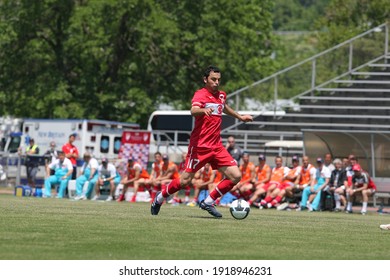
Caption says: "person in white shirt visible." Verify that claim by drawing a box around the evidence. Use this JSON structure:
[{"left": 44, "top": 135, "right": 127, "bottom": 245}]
[
  {"left": 74, "top": 152, "right": 99, "bottom": 200},
  {"left": 43, "top": 151, "right": 73, "bottom": 198},
  {"left": 91, "top": 158, "right": 120, "bottom": 201},
  {"left": 324, "top": 153, "right": 335, "bottom": 172},
  {"left": 298, "top": 157, "right": 331, "bottom": 211}
]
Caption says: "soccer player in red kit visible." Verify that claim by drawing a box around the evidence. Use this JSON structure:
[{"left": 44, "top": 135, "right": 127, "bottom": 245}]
[{"left": 151, "top": 65, "right": 253, "bottom": 218}]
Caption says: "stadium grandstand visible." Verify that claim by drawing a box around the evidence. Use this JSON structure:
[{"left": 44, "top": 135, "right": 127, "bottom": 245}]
[{"left": 150, "top": 23, "right": 390, "bottom": 203}]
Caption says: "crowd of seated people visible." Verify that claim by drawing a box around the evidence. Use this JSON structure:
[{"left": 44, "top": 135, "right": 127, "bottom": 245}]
[
  {"left": 221, "top": 153, "right": 376, "bottom": 215},
  {"left": 41, "top": 148, "right": 377, "bottom": 215}
]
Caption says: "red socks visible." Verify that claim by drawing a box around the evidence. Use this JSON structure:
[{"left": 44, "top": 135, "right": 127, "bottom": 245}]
[
  {"left": 162, "top": 178, "right": 181, "bottom": 198},
  {"left": 210, "top": 179, "right": 235, "bottom": 200},
  {"left": 271, "top": 196, "right": 282, "bottom": 206}
]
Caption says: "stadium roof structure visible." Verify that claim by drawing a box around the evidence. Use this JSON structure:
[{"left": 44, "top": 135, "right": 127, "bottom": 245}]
[{"left": 302, "top": 129, "right": 390, "bottom": 178}]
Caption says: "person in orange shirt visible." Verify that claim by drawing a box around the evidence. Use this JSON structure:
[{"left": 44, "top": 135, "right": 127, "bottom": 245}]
[
  {"left": 274, "top": 155, "right": 302, "bottom": 210},
  {"left": 295, "top": 156, "right": 317, "bottom": 191},
  {"left": 117, "top": 158, "right": 150, "bottom": 202},
  {"left": 248, "top": 156, "right": 289, "bottom": 208},
  {"left": 253, "top": 154, "right": 271, "bottom": 190},
  {"left": 142, "top": 152, "right": 163, "bottom": 202},
  {"left": 188, "top": 163, "right": 216, "bottom": 206},
  {"left": 231, "top": 152, "right": 256, "bottom": 200},
  {"left": 155, "top": 154, "right": 180, "bottom": 189},
  {"left": 246, "top": 154, "right": 271, "bottom": 206},
  {"left": 278, "top": 155, "right": 302, "bottom": 197}
]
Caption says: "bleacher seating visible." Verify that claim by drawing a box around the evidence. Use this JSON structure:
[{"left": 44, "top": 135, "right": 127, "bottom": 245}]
[{"left": 223, "top": 64, "right": 390, "bottom": 158}]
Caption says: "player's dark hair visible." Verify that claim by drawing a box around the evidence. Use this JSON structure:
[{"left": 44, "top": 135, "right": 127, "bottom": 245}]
[
  {"left": 203, "top": 65, "right": 221, "bottom": 80},
  {"left": 154, "top": 152, "right": 161, "bottom": 156}
]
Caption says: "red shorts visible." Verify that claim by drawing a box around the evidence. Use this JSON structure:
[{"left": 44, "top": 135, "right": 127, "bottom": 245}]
[
  {"left": 184, "top": 144, "right": 236, "bottom": 173},
  {"left": 262, "top": 181, "right": 281, "bottom": 191},
  {"left": 278, "top": 181, "right": 294, "bottom": 190}
]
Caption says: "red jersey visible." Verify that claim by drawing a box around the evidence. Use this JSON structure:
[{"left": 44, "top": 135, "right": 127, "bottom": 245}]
[
  {"left": 190, "top": 87, "right": 226, "bottom": 148},
  {"left": 62, "top": 142, "right": 79, "bottom": 165}
]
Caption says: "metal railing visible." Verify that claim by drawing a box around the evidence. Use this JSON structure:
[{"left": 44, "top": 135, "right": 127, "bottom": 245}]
[
  {"left": 226, "top": 22, "right": 389, "bottom": 123},
  {"left": 148, "top": 23, "right": 390, "bottom": 159},
  {"left": 149, "top": 129, "right": 302, "bottom": 160}
]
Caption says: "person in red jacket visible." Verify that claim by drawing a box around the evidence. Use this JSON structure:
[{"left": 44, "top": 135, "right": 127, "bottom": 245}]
[{"left": 62, "top": 133, "right": 79, "bottom": 179}]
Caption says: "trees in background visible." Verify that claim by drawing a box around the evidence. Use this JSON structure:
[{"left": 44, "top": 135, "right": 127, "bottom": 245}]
[
  {"left": 0, "top": 0, "right": 275, "bottom": 127},
  {"left": 1, "top": 0, "right": 389, "bottom": 128}
]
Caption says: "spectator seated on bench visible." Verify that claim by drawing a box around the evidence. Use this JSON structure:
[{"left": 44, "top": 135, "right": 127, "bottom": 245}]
[
  {"left": 74, "top": 153, "right": 99, "bottom": 200},
  {"left": 43, "top": 151, "right": 73, "bottom": 198}
]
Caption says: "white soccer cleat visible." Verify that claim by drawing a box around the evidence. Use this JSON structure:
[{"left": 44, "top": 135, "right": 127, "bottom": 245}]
[
  {"left": 379, "top": 224, "right": 390, "bottom": 230},
  {"left": 91, "top": 195, "right": 99, "bottom": 201},
  {"left": 105, "top": 196, "right": 113, "bottom": 202}
]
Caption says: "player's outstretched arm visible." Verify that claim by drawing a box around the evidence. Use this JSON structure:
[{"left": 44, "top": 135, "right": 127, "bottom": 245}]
[
  {"left": 223, "top": 104, "right": 253, "bottom": 122},
  {"left": 191, "top": 106, "right": 213, "bottom": 116}
]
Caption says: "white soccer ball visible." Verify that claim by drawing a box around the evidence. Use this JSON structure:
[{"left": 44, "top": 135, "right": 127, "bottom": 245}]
[{"left": 229, "top": 199, "right": 250, "bottom": 220}]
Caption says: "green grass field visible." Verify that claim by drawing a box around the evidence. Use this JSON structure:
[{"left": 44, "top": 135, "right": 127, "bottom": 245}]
[{"left": 1, "top": 194, "right": 390, "bottom": 260}]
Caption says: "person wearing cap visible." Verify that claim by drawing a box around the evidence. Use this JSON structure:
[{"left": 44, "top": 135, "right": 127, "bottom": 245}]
[
  {"left": 43, "top": 151, "right": 73, "bottom": 198},
  {"left": 252, "top": 154, "right": 271, "bottom": 190},
  {"left": 74, "top": 152, "right": 99, "bottom": 200},
  {"left": 44, "top": 141, "right": 59, "bottom": 176},
  {"left": 117, "top": 158, "right": 150, "bottom": 202},
  {"left": 230, "top": 152, "right": 255, "bottom": 200},
  {"left": 246, "top": 154, "right": 271, "bottom": 206},
  {"left": 92, "top": 158, "right": 121, "bottom": 201},
  {"left": 345, "top": 164, "right": 376, "bottom": 215},
  {"left": 323, "top": 158, "right": 347, "bottom": 211},
  {"left": 297, "top": 157, "right": 331, "bottom": 211},
  {"left": 344, "top": 154, "right": 358, "bottom": 188},
  {"left": 25, "top": 138, "right": 40, "bottom": 189},
  {"left": 62, "top": 133, "right": 79, "bottom": 180}
]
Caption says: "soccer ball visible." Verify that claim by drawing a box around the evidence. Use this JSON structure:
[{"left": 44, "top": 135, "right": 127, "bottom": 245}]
[{"left": 229, "top": 199, "right": 250, "bottom": 220}]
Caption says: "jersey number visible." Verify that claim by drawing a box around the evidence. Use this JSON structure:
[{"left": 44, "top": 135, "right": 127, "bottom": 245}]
[{"left": 187, "top": 158, "right": 200, "bottom": 170}]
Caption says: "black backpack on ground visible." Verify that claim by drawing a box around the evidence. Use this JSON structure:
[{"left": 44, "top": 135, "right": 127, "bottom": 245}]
[{"left": 321, "top": 190, "right": 334, "bottom": 211}]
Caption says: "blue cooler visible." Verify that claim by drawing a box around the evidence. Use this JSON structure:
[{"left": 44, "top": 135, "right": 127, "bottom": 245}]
[
  {"left": 15, "top": 185, "right": 33, "bottom": 197},
  {"left": 198, "top": 190, "right": 209, "bottom": 202}
]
